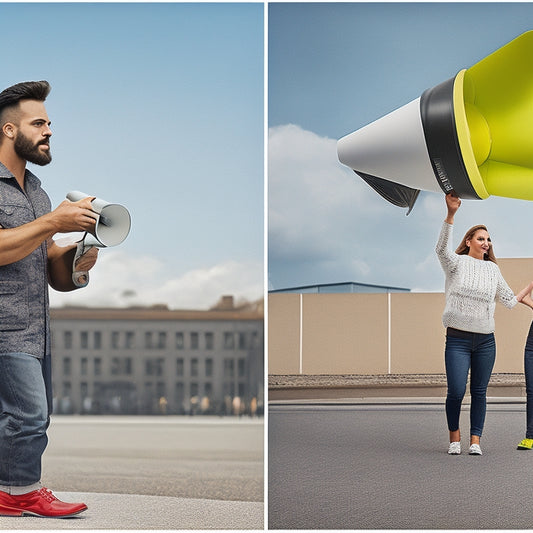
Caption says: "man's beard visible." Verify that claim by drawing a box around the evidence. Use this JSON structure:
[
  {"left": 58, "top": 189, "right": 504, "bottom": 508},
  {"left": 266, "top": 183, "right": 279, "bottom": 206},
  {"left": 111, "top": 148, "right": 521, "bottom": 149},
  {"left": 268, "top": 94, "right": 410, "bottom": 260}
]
[{"left": 14, "top": 132, "right": 52, "bottom": 166}]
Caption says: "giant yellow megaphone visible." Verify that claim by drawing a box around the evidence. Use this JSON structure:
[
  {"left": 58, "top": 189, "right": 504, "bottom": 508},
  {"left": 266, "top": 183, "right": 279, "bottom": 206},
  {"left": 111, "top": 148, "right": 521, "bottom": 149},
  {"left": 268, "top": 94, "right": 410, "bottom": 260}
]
[{"left": 337, "top": 31, "right": 533, "bottom": 214}]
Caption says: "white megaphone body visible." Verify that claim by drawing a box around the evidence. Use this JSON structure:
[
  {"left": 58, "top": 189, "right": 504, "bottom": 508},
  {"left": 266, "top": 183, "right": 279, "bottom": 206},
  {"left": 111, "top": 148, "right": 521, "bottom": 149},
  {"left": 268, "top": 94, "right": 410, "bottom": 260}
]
[{"left": 66, "top": 190, "right": 131, "bottom": 250}]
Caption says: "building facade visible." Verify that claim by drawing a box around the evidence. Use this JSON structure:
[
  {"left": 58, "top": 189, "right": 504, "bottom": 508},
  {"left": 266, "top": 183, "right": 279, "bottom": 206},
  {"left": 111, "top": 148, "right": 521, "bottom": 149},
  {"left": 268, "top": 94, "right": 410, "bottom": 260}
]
[{"left": 50, "top": 298, "right": 264, "bottom": 416}]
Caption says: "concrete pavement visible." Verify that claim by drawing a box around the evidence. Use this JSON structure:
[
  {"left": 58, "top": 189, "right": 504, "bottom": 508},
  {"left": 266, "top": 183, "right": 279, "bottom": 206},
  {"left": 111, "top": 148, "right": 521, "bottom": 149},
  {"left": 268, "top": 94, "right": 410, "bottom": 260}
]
[
  {"left": 0, "top": 415, "right": 264, "bottom": 530},
  {"left": 0, "top": 491, "right": 263, "bottom": 529}
]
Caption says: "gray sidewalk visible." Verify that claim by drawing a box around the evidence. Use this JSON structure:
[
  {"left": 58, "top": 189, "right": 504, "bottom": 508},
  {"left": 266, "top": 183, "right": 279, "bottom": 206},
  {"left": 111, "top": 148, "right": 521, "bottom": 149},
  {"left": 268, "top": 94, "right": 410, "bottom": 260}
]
[
  {"left": 0, "top": 492, "right": 263, "bottom": 530},
  {"left": 0, "top": 416, "right": 264, "bottom": 530}
]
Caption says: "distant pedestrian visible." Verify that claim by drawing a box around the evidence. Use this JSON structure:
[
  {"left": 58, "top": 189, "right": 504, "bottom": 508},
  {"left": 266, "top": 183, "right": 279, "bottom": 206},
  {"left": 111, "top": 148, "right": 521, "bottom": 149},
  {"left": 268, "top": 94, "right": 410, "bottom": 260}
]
[
  {"left": 0, "top": 81, "right": 99, "bottom": 517},
  {"left": 436, "top": 193, "right": 533, "bottom": 456}
]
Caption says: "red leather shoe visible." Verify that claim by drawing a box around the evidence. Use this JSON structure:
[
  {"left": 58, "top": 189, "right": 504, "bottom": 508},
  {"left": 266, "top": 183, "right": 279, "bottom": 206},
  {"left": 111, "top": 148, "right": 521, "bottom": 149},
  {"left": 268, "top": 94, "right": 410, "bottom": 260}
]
[{"left": 0, "top": 487, "right": 87, "bottom": 517}]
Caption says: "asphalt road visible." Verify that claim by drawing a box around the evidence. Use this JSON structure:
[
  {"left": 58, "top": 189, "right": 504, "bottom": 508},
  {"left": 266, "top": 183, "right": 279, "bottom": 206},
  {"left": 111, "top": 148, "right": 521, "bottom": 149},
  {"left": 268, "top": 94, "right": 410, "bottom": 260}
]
[
  {"left": 0, "top": 415, "right": 264, "bottom": 530},
  {"left": 269, "top": 401, "right": 532, "bottom": 529}
]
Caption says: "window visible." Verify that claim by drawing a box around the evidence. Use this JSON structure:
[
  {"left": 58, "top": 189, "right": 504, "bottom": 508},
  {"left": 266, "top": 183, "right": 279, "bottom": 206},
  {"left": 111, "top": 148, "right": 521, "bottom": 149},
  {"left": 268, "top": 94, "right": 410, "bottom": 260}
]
[
  {"left": 190, "top": 332, "right": 199, "bottom": 350},
  {"left": 80, "top": 331, "right": 89, "bottom": 349},
  {"left": 205, "top": 358, "right": 213, "bottom": 377},
  {"left": 238, "top": 333, "right": 246, "bottom": 350},
  {"left": 63, "top": 357, "right": 71, "bottom": 376},
  {"left": 205, "top": 332, "right": 214, "bottom": 350},
  {"left": 94, "top": 331, "right": 102, "bottom": 350},
  {"left": 156, "top": 382, "right": 166, "bottom": 399},
  {"left": 125, "top": 331, "right": 135, "bottom": 349},
  {"left": 175, "top": 332, "right": 184, "bottom": 349},
  {"left": 238, "top": 358, "right": 246, "bottom": 378},
  {"left": 94, "top": 358, "right": 102, "bottom": 376},
  {"left": 81, "top": 357, "right": 88, "bottom": 376},
  {"left": 238, "top": 383, "right": 246, "bottom": 398},
  {"left": 205, "top": 382, "right": 213, "bottom": 398},
  {"left": 111, "top": 357, "right": 133, "bottom": 376},
  {"left": 223, "top": 382, "right": 235, "bottom": 397},
  {"left": 145, "top": 332, "right": 153, "bottom": 350},
  {"left": 176, "top": 358, "right": 184, "bottom": 376},
  {"left": 146, "top": 357, "right": 164, "bottom": 376},
  {"left": 111, "top": 331, "right": 120, "bottom": 350},
  {"left": 175, "top": 382, "right": 185, "bottom": 404},
  {"left": 224, "top": 358, "right": 234, "bottom": 378},
  {"left": 190, "top": 382, "right": 199, "bottom": 398},
  {"left": 191, "top": 358, "right": 198, "bottom": 377},
  {"left": 64, "top": 331, "right": 72, "bottom": 350},
  {"left": 224, "top": 332, "right": 234, "bottom": 350},
  {"left": 157, "top": 331, "right": 167, "bottom": 349}
]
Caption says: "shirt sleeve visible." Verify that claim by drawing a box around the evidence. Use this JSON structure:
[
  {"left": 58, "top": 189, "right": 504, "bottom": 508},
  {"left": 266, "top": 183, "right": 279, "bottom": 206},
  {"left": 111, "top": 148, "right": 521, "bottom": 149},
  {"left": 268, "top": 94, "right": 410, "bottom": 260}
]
[
  {"left": 495, "top": 267, "right": 518, "bottom": 309},
  {"left": 435, "top": 221, "right": 458, "bottom": 274}
]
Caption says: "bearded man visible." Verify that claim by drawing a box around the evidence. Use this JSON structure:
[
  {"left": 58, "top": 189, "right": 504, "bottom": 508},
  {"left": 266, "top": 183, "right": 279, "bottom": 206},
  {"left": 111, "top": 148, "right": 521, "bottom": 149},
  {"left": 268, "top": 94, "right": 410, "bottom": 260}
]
[{"left": 0, "top": 80, "right": 98, "bottom": 517}]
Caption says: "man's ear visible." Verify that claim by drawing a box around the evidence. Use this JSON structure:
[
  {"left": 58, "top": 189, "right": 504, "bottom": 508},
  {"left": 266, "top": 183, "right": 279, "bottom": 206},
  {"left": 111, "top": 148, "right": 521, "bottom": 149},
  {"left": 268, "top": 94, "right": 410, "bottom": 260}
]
[{"left": 2, "top": 122, "right": 15, "bottom": 139}]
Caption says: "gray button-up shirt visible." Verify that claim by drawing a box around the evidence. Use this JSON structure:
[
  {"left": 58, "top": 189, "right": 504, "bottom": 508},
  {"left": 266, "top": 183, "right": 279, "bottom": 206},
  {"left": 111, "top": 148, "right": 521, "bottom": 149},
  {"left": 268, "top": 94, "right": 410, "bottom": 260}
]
[{"left": 0, "top": 162, "right": 51, "bottom": 359}]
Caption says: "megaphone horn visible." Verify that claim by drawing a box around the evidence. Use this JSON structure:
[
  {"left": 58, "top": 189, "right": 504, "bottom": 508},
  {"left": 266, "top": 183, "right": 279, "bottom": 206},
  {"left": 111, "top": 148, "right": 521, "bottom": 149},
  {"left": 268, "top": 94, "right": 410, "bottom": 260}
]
[
  {"left": 338, "top": 30, "right": 533, "bottom": 213},
  {"left": 66, "top": 190, "right": 131, "bottom": 248}
]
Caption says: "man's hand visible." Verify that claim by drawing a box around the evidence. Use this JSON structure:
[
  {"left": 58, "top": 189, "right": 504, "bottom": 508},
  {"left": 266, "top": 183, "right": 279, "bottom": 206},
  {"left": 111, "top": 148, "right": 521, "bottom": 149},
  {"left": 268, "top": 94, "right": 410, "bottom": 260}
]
[{"left": 50, "top": 197, "right": 98, "bottom": 233}]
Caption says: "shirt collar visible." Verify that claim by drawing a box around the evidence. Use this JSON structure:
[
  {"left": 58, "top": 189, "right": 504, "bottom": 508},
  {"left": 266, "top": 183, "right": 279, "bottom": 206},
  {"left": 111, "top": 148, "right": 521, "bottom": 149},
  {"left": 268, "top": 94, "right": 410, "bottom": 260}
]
[{"left": 0, "top": 160, "right": 42, "bottom": 187}]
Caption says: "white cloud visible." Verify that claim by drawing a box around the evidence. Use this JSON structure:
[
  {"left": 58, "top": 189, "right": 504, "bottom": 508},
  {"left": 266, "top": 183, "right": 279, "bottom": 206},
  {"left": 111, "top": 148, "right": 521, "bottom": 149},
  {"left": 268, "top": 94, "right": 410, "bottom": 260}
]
[
  {"left": 49, "top": 249, "right": 263, "bottom": 310},
  {"left": 269, "top": 124, "right": 514, "bottom": 292}
]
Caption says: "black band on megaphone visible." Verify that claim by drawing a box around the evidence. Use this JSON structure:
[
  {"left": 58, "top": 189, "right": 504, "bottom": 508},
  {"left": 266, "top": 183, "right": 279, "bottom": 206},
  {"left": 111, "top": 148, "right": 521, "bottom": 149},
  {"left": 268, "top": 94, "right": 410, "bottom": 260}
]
[{"left": 420, "top": 76, "right": 481, "bottom": 200}]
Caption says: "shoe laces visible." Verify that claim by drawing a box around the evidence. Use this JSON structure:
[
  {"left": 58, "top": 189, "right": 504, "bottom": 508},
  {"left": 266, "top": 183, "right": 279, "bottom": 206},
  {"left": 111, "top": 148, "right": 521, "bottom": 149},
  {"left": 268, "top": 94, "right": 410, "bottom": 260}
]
[{"left": 37, "top": 488, "right": 57, "bottom": 503}]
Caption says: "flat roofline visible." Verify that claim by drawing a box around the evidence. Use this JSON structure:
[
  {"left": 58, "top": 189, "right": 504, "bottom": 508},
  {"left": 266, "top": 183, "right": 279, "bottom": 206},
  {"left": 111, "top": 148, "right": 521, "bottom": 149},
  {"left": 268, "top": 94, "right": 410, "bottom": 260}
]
[
  {"left": 50, "top": 307, "right": 263, "bottom": 321},
  {"left": 269, "top": 281, "right": 410, "bottom": 293}
]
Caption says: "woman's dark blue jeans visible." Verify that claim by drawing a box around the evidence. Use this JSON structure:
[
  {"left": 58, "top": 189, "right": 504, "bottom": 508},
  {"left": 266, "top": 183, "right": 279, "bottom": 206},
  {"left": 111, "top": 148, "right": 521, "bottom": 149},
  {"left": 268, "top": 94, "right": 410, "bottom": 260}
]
[
  {"left": 524, "top": 322, "right": 533, "bottom": 439},
  {"left": 0, "top": 352, "right": 52, "bottom": 489},
  {"left": 445, "top": 329, "right": 496, "bottom": 437}
]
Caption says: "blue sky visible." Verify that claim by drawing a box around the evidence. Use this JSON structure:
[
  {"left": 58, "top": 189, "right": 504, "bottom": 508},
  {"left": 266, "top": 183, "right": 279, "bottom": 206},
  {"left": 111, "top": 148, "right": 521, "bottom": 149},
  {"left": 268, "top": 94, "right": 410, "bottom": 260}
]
[
  {"left": 268, "top": 3, "right": 533, "bottom": 292},
  {"left": 0, "top": 2, "right": 264, "bottom": 309}
]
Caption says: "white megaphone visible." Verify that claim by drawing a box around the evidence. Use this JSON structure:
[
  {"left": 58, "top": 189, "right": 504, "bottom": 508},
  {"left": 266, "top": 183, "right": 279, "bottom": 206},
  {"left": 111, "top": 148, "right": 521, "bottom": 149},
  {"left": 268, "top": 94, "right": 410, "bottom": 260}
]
[
  {"left": 66, "top": 191, "right": 131, "bottom": 288},
  {"left": 66, "top": 190, "right": 131, "bottom": 249}
]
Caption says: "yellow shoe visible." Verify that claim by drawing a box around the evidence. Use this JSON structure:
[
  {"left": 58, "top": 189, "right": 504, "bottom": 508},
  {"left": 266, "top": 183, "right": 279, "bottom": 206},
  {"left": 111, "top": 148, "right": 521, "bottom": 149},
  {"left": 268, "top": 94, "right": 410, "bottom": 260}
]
[{"left": 517, "top": 438, "right": 533, "bottom": 450}]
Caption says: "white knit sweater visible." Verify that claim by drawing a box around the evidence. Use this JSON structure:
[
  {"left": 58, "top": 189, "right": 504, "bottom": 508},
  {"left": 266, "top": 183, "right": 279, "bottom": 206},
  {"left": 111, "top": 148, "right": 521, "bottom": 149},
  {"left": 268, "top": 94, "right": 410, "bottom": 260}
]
[{"left": 436, "top": 221, "right": 517, "bottom": 334}]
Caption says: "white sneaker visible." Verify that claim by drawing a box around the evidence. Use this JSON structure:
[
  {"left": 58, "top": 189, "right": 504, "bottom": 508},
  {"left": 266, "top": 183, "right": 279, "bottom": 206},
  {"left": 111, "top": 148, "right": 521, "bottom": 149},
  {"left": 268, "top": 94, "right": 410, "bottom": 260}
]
[
  {"left": 469, "top": 443, "right": 482, "bottom": 455},
  {"left": 448, "top": 441, "right": 461, "bottom": 455}
]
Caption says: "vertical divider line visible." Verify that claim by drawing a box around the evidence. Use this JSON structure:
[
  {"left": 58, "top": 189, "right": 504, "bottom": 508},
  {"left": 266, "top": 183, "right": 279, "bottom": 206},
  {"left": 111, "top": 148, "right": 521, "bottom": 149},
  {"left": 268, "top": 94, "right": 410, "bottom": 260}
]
[
  {"left": 388, "top": 292, "right": 392, "bottom": 374},
  {"left": 299, "top": 293, "right": 303, "bottom": 374}
]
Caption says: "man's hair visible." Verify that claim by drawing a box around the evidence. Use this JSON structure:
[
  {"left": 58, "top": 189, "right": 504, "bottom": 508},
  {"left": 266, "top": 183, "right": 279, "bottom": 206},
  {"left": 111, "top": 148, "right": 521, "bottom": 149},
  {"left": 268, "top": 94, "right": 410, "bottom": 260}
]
[{"left": 0, "top": 80, "right": 51, "bottom": 123}]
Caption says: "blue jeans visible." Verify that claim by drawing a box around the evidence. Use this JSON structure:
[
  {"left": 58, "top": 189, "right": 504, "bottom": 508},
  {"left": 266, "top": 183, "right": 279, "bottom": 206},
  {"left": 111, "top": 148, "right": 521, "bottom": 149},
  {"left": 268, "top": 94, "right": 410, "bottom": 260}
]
[
  {"left": 0, "top": 353, "right": 52, "bottom": 487},
  {"left": 445, "top": 330, "right": 496, "bottom": 437},
  {"left": 524, "top": 322, "right": 533, "bottom": 438}
]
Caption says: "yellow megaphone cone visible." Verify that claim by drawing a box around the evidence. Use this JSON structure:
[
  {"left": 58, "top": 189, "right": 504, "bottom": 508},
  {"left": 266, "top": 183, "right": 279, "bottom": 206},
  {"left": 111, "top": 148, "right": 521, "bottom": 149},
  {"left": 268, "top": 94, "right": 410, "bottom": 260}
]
[{"left": 338, "top": 30, "right": 533, "bottom": 213}]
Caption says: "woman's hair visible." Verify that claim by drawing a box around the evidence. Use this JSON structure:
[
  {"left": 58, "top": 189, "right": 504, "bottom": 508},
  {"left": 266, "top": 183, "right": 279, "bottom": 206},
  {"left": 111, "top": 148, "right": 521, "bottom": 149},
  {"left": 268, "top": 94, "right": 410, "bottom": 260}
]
[{"left": 455, "top": 224, "right": 497, "bottom": 263}]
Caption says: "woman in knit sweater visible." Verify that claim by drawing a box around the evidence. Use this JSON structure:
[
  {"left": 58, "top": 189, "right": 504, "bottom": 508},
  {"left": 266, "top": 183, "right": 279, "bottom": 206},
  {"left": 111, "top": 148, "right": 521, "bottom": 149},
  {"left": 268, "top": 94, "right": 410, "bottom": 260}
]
[{"left": 436, "top": 193, "right": 533, "bottom": 456}]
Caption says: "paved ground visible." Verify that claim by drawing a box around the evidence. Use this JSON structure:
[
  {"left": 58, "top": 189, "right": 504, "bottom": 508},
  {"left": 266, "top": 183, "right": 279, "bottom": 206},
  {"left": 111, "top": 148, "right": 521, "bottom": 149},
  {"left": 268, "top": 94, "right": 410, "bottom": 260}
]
[
  {"left": 0, "top": 416, "right": 264, "bottom": 530},
  {"left": 268, "top": 400, "right": 532, "bottom": 529}
]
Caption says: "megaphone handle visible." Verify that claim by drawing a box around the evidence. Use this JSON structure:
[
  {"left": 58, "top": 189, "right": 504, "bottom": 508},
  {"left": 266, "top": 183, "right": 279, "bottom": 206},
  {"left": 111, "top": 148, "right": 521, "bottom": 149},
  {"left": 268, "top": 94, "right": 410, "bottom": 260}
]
[{"left": 72, "top": 237, "right": 91, "bottom": 288}]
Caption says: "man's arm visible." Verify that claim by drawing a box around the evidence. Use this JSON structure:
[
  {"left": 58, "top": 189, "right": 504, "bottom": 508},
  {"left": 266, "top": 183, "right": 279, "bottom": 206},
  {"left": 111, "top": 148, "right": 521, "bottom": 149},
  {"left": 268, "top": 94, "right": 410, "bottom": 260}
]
[{"left": 0, "top": 197, "right": 97, "bottom": 266}]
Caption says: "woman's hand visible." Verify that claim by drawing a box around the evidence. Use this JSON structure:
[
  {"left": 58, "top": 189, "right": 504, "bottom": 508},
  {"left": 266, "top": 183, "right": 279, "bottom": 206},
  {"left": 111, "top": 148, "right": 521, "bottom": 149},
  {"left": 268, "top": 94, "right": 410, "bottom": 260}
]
[{"left": 445, "top": 192, "right": 461, "bottom": 223}]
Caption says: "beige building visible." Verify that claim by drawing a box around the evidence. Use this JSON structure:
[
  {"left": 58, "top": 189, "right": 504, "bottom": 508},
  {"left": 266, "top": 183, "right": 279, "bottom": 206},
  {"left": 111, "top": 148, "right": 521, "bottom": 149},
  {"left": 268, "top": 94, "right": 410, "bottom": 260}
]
[
  {"left": 51, "top": 297, "right": 264, "bottom": 415},
  {"left": 269, "top": 258, "right": 533, "bottom": 376}
]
